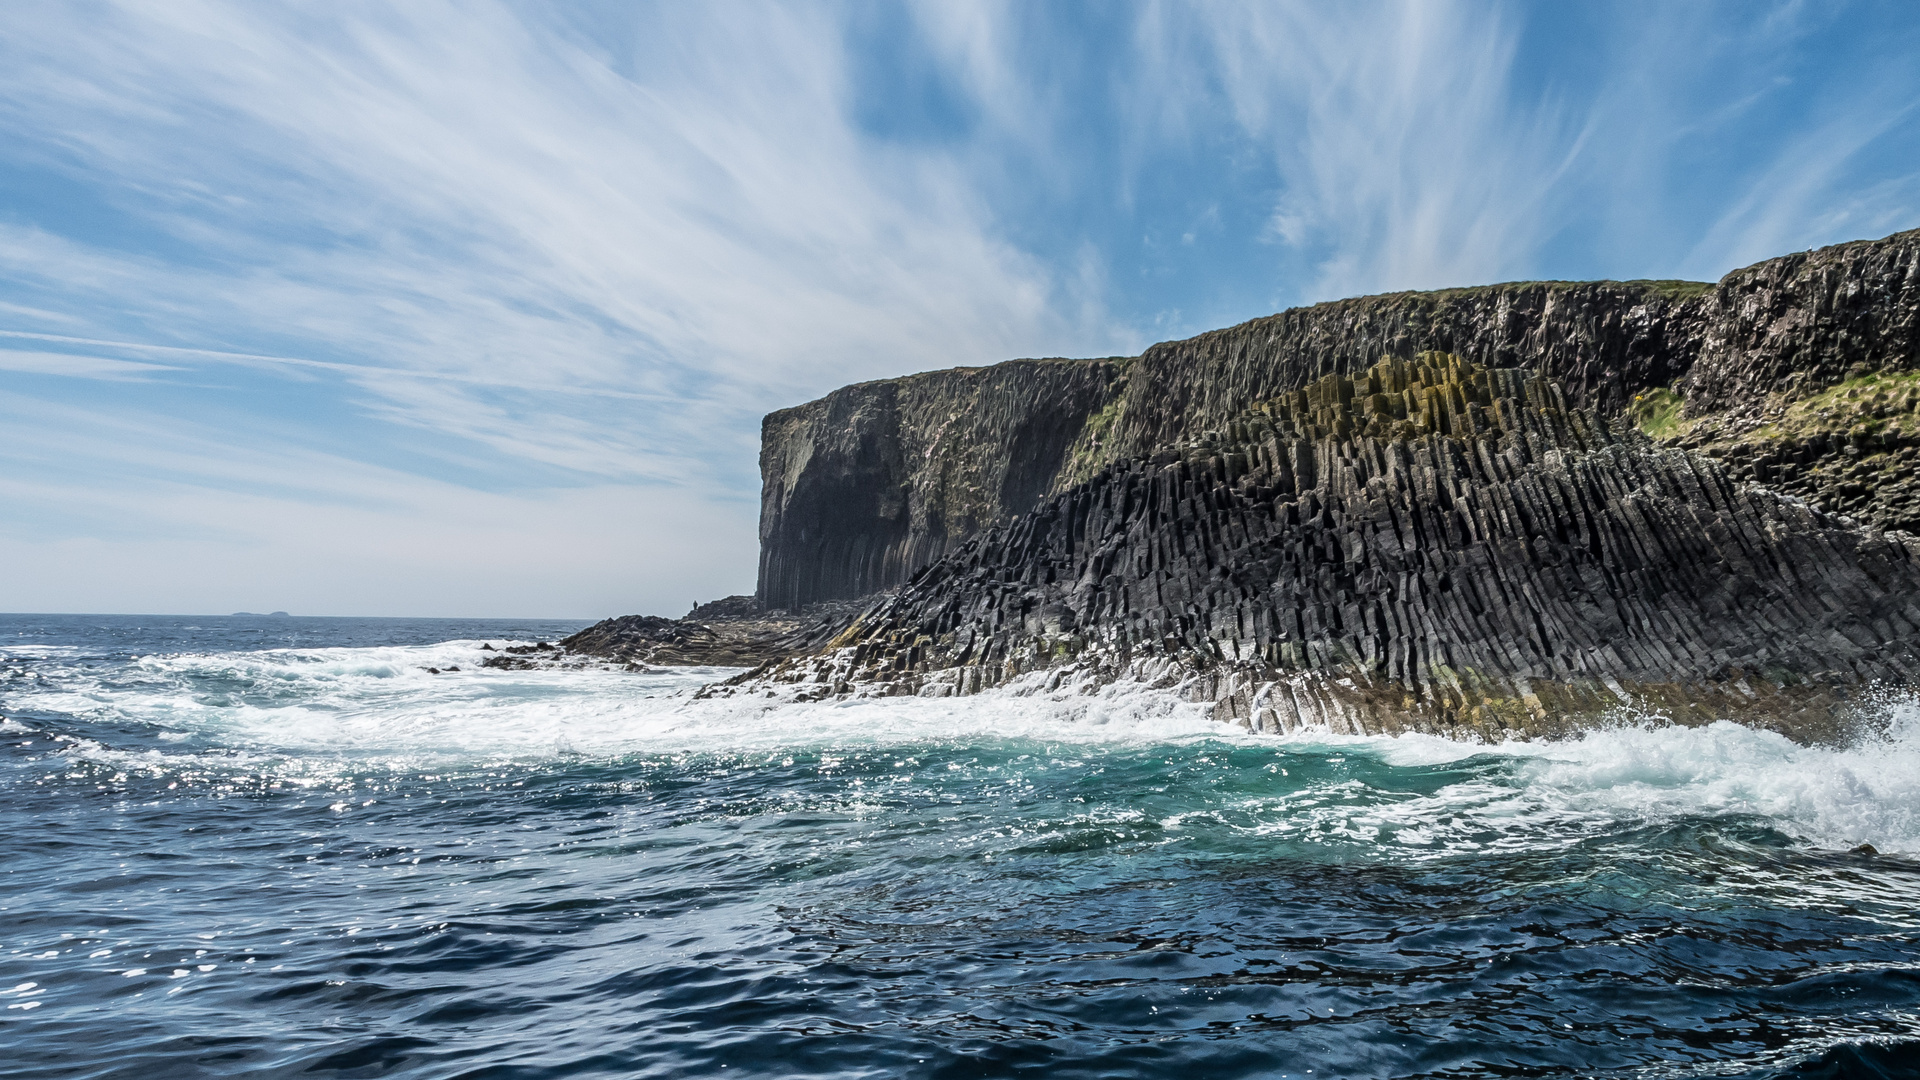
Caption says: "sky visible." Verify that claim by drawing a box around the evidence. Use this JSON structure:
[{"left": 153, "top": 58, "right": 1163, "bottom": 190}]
[{"left": 1, "top": 1, "right": 1918, "bottom": 618}]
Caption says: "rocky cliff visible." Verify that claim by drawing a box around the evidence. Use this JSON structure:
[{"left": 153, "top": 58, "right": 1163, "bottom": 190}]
[
  {"left": 1679, "top": 233, "right": 1920, "bottom": 416},
  {"left": 735, "top": 354, "right": 1920, "bottom": 742},
  {"left": 755, "top": 229, "right": 1920, "bottom": 609},
  {"left": 756, "top": 357, "right": 1126, "bottom": 609},
  {"left": 689, "top": 228, "right": 1920, "bottom": 742},
  {"left": 1092, "top": 279, "right": 1709, "bottom": 463}
]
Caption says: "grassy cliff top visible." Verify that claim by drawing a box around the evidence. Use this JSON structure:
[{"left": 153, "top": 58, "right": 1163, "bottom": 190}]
[{"left": 766, "top": 355, "right": 1131, "bottom": 420}]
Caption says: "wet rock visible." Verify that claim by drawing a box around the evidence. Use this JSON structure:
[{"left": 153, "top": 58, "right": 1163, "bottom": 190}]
[{"left": 558, "top": 597, "right": 867, "bottom": 668}]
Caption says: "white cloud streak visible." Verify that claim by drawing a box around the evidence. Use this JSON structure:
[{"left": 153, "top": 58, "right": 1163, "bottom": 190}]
[
  {"left": 1682, "top": 89, "right": 1920, "bottom": 276},
  {"left": 0, "top": 350, "right": 178, "bottom": 380},
  {"left": 0, "top": 0, "right": 1118, "bottom": 479},
  {"left": 0, "top": 388, "right": 758, "bottom": 616},
  {"left": 1137, "top": 0, "right": 1583, "bottom": 299},
  {"left": 1135, "top": 0, "right": 1918, "bottom": 299},
  {"left": 0, "top": 1, "right": 1126, "bottom": 613}
]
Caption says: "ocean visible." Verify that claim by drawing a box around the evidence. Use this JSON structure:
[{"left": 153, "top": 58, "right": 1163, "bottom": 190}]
[{"left": 2, "top": 613, "right": 1917, "bottom": 1079}]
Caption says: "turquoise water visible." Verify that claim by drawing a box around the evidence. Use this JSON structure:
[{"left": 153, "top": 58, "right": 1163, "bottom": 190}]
[{"left": 3, "top": 615, "right": 1919, "bottom": 1078}]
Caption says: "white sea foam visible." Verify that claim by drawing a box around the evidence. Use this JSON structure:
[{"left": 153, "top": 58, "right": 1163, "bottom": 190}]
[
  {"left": 13, "top": 640, "right": 1920, "bottom": 855},
  {"left": 1217, "top": 708, "right": 1920, "bottom": 857},
  {"left": 1506, "top": 712, "right": 1920, "bottom": 854},
  {"left": 13, "top": 640, "right": 1218, "bottom": 760},
  {"left": 0, "top": 643, "right": 84, "bottom": 660}
]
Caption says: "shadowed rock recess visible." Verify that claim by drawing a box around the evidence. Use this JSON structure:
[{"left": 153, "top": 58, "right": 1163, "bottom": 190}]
[
  {"left": 757, "top": 357, "right": 1129, "bottom": 609},
  {"left": 574, "top": 229, "right": 1920, "bottom": 740}
]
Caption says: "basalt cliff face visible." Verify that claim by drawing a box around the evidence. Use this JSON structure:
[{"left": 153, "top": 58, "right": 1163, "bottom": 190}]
[
  {"left": 754, "top": 230, "right": 1920, "bottom": 613},
  {"left": 756, "top": 357, "right": 1127, "bottom": 609},
  {"left": 742, "top": 354, "right": 1920, "bottom": 743},
  {"left": 694, "top": 229, "right": 1920, "bottom": 742},
  {"left": 552, "top": 230, "right": 1920, "bottom": 740}
]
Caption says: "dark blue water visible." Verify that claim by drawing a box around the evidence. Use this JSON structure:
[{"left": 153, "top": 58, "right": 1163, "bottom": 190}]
[{"left": 3, "top": 614, "right": 1918, "bottom": 1078}]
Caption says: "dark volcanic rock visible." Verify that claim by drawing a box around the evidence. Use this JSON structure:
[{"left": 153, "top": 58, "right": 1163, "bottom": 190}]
[
  {"left": 1666, "top": 371, "right": 1920, "bottom": 534},
  {"left": 559, "top": 596, "right": 865, "bottom": 668},
  {"left": 755, "top": 284, "right": 1714, "bottom": 609},
  {"left": 666, "top": 229, "right": 1920, "bottom": 741},
  {"left": 1680, "top": 230, "right": 1920, "bottom": 418},
  {"left": 755, "top": 229, "right": 1920, "bottom": 609},
  {"left": 756, "top": 357, "right": 1128, "bottom": 609},
  {"left": 1099, "top": 279, "right": 1711, "bottom": 462},
  {"left": 685, "top": 595, "right": 763, "bottom": 622},
  {"left": 738, "top": 355, "right": 1920, "bottom": 743},
  {"left": 477, "top": 641, "right": 565, "bottom": 671}
]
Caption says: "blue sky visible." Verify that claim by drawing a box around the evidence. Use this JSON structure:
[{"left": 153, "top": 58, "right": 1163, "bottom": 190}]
[{"left": 2, "top": 1, "right": 1917, "bottom": 617}]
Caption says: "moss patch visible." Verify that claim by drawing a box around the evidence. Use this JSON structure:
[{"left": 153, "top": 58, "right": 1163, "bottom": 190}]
[
  {"left": 1745, "top": 370, "right": 1920, "bottom": 444},
  {"left": 1629, "top": 387, "right": 1688, "bottom": 440},
  {"left": 1409, "top": 278, "right": 1712, "bottom": 304},
  {"left": 1058, "top": 384, "right": 1131, "bottom": 489},
  {"left": 1669, "top": 369, "right": 1920, "bottom": 532},
  {"left": 1623, "top": 279, "right": 1714, "bottom": 301}
]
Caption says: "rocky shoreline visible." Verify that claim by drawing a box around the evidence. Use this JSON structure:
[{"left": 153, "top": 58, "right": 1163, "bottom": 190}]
[
  {"left": 722, "top": 355, "right": 1920, "bottom": 744},
  {"left": 558, "top": 228, "right": 1920, "bottom": 743},
  {"left": 549, "top": 595, "right": 866, "bottom": 670}
]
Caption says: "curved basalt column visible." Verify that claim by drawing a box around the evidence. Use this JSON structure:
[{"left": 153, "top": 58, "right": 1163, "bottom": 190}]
[{"left": 750, "top": 355, "right": 1920, "bottom": 743}]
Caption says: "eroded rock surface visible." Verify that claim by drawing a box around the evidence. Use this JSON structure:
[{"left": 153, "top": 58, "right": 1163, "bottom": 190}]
[
  {"left": 734, "top": 355, "right": 1920, "bottom": 743},
  {"left": 1679, "top": 232, "right": 1920, "bottom": 418},
  {"left": 757, "top": 358, "right": 1127, "bottom": 609},
  {"left": 557, "top": 596, "right": 866, "bottom": 669},
  {"left": 606, "top": 229, "right": 1920, "bottom": 743},
  {"left": 757, "top": 229, "right": 1920, "bottom": 609}
]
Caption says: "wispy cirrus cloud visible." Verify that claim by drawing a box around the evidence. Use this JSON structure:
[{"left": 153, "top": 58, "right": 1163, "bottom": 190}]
[
  {"left": 0, "top": 1, "right": 1128, "bottom": 613},
  {"left": 0, "top": 349, "right": 178, "bottom": 380},
  {"left": 0, "top": 1, "right": 1119, "bottom": 481},
  {"left": 1122, "top": 1, "right": 1920, "bottom": 303},
  {"left": 0, "top": 385, "right": 761, "bottom": 617},
  {"left": 1176, "top": 0, "right": 1583, "bottom": 300}
]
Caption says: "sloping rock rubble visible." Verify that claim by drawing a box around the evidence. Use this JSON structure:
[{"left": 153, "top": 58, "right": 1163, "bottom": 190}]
[
  {"left": 726, "top": 354, "right": 1920, "bottom": 743},
  {"left": 556, "top": 596, "right": 865, "bottom": 669}
]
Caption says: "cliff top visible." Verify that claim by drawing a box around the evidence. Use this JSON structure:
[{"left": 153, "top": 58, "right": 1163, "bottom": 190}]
[
  {"left": 764, "top": 355, "right": 1133, "bottom": 426},
  {"left": 773, "top": 227, "right": 1920, "bottom": 425}
]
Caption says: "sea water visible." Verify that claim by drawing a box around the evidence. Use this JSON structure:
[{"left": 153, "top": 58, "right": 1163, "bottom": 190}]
[{"left": 2, "top": 614, "right": 1918, "bottom": 1079}]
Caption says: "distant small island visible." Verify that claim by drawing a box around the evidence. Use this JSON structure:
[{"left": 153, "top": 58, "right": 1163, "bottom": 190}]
[{"left": 229, "top": 611, "right": 291, "bottom": 617}]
